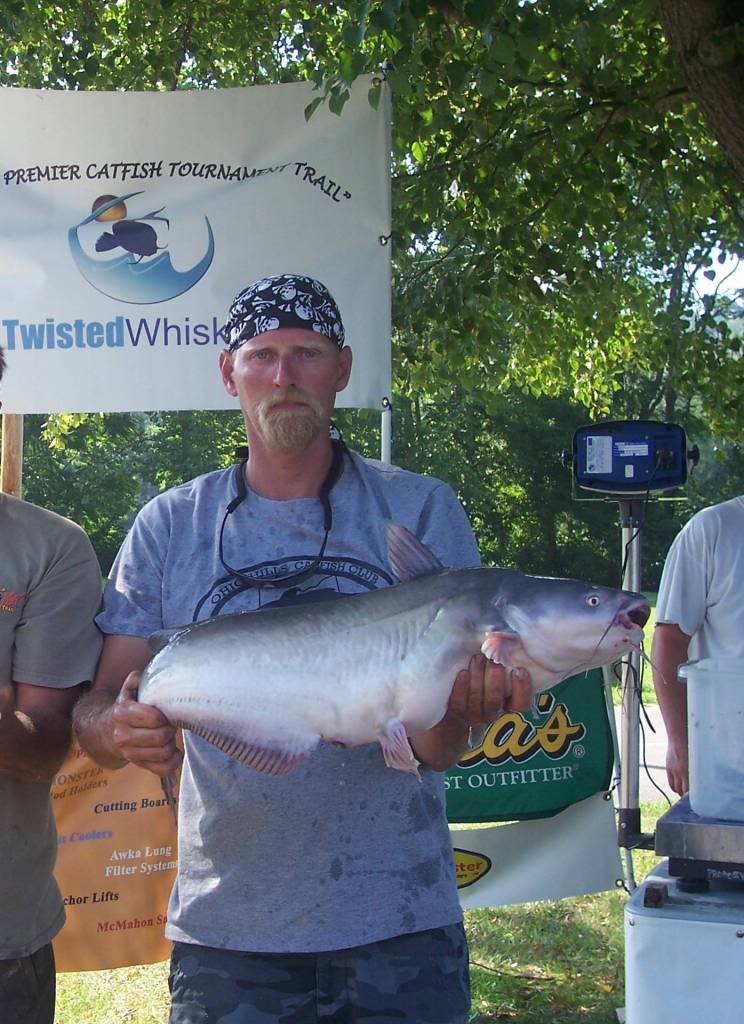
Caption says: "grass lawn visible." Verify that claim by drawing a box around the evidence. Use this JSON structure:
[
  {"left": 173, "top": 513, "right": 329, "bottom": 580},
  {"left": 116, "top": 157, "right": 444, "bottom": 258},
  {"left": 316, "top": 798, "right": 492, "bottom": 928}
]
[
  {"left": 55, "top": 805, "right": 664, "bottom": 1024},
  {"left": 467, "top": 835, "right": 660, "bottom": 1023}
]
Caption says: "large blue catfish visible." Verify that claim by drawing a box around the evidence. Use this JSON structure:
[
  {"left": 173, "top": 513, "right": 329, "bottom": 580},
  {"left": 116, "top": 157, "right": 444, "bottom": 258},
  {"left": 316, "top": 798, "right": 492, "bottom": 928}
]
[{"left": 138, "top": 524, "right": 649, "bottom": 779}]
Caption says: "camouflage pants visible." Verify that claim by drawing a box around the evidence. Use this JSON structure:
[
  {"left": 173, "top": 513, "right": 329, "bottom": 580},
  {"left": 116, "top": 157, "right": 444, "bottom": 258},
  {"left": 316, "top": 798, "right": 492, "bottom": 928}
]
[
  {"left": 0, "top": 943, "right": 55, "bottom": 1024},
  {"left": 169, "top": 923, "right": 470, "bottom": 1023}
]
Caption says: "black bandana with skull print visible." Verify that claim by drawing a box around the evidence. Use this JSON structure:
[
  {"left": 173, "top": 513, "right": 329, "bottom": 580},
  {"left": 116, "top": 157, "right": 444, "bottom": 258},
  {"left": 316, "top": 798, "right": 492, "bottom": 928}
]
[{"left": 222, "top": 274, "right": 345, "bottom": 352}]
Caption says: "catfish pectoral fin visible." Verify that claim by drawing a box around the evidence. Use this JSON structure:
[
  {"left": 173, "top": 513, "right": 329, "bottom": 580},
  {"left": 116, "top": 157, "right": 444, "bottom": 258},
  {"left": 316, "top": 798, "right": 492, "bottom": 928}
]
[
  {"left": 378, "top": 718, "right": 421, "bottom": 780},
  {"left": 481, "top": 629, "right": 523, "bottom": 665}
]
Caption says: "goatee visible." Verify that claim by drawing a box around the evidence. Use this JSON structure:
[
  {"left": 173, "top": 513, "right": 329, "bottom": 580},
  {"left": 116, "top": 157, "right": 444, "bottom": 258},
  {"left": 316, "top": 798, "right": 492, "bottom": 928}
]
[{"left": 258, "top": 405, "right": 324, "bottom": 449}]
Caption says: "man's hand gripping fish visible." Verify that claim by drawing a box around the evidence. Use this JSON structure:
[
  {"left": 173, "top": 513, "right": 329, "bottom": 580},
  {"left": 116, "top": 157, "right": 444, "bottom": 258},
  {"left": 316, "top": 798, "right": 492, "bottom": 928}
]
[{"left": 138, "top": 523, "right": 649, "bottom": 783}]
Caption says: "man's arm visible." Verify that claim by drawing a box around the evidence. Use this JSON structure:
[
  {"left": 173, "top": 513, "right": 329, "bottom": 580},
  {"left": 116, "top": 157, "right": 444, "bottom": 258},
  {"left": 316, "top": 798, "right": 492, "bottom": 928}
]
[
  {"left": 410, "top": 655, "right": 532, "bottom": 772},
  {"left": 73, "top": 634, "right": 182, "bottom": 777},
  {"left": 0, "top": 681, "right": 81, "bottom": 783},
  {"left": 651, "top": 622, "right": 692, "bottom": 796}
]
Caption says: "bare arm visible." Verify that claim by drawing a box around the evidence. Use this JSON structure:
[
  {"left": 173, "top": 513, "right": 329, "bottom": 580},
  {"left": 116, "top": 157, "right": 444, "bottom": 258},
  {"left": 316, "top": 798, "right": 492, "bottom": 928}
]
[
  {"left": 0, "top": 680, "right": 81, "bottom": 783},
  {"left": 73, "top": 634, "right": 182, "bottom": 777},
  {"left": 651, "top": 622, "right": 691, "bottom": 796},
  {"left": 410, "top": 655, "right": 533, "bottom": 772}
]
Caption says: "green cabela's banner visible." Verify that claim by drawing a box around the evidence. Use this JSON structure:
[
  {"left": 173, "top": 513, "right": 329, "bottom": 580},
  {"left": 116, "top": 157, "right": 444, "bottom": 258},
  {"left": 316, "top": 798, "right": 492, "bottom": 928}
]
[{"left": 445, "top": 668, "right": 612, "bottom": 822}]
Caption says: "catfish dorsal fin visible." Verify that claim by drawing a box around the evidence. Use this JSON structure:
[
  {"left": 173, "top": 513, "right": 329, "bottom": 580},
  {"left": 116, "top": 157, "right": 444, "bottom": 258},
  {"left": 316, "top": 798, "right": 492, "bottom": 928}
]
[
  {"left": 148, "top": 625, "right": 189, "bottom": 655},
  {"left": 385, "top": 522, "right": 444, "bottom": 582}
]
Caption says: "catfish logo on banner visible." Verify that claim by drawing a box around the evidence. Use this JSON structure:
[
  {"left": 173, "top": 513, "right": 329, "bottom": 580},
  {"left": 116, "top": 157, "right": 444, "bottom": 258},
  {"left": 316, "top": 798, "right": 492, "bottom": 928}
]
[
  {"left": 445, "top": 669, "right": 613, "bottom": 823},
  {"left": 68, "top": 191, "right": 215, "bottom": 304}
]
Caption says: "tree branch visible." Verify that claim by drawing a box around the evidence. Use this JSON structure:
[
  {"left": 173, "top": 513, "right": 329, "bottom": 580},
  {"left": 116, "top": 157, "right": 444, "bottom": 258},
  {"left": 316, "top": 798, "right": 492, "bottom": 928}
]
[
  {"left": 657, "top": 0, "right": 744, "bottom": 188},
  {"left": 169, "top": 15, "right": 194, "bottom": 91}
]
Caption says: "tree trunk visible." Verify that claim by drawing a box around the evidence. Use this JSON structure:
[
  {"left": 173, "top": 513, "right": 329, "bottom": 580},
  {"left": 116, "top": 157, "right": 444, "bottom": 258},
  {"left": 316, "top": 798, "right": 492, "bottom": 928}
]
[{"left": 657, "top": 0, "right": 744, "bottom": 188}]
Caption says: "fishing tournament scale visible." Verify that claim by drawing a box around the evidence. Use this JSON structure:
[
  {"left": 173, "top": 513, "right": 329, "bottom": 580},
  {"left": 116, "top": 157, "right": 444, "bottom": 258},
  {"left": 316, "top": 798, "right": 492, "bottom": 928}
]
[{"left": 569, "top": 421, "right": 744, "bottom": 1024}]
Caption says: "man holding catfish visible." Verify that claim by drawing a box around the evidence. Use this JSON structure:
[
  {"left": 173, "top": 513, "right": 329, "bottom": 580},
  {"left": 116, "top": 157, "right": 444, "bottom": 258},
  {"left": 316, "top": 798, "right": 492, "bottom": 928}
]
[{"left": 74, "top": 274, "right": 533, "bottom": 1023}]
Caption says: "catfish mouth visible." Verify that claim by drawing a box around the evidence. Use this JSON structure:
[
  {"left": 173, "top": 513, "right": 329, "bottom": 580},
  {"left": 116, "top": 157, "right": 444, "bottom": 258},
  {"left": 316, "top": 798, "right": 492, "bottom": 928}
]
[{"left": 616, "top": 599, "right": 651, "bottom": 631}]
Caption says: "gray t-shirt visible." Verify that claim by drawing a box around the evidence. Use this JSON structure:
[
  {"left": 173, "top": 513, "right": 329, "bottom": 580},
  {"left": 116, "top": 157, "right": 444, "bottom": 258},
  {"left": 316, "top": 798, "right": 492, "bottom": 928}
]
[
  {"left": 0, "top": 494, "right": 103, "bottom": 959},
  {"left": 97, "top": 449, "right": 480, "bottom": 953}
]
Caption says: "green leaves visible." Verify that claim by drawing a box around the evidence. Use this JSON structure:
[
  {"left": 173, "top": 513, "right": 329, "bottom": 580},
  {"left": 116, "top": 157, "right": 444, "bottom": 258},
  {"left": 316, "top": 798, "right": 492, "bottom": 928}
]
[
  {"left": 304, "top": 94, "right": 323, "bottom": 121},
  {"left": 2, "top": 0, "right": 742, "bottom": 443},
  {"left": 328, "top": 84, "right": 351, "bottom": 115},
  {"left": 489, "top": 34, "right": 517, "bottom": 65}
]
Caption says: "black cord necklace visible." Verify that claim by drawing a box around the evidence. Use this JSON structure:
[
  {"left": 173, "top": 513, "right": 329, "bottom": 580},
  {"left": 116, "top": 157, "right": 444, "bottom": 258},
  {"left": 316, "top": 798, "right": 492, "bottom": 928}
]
[{"left": 217, "top": 439, "right": 346, "bottom": 590}]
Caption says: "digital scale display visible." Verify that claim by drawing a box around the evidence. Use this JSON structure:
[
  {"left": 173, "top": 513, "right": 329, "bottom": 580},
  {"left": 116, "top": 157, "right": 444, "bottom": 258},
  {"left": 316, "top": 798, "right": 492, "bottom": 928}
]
[{"left": 573, "top": 420, "right": 687, "bottom": 495}]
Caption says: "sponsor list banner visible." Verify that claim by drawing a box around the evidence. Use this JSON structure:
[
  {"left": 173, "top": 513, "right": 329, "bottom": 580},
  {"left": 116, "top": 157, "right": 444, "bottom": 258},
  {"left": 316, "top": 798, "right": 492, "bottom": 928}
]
[
  {"left": 52, "top": 742, "right": 177, "bottom": 972},
  {"left": 0, "top": 80, "right": 391, "bottom": 413}
]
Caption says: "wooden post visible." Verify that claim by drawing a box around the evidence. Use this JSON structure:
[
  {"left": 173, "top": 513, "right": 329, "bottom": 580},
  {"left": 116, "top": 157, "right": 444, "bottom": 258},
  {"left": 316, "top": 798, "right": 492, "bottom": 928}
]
[{"left": 0, "top": 413, "right": 24, "bottom": 497}]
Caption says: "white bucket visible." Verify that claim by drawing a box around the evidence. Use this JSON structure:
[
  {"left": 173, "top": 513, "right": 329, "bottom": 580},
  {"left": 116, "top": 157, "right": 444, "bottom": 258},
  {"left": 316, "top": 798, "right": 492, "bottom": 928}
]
[{"left": 679, "top": 658, "right": 744, "bottom": 822}]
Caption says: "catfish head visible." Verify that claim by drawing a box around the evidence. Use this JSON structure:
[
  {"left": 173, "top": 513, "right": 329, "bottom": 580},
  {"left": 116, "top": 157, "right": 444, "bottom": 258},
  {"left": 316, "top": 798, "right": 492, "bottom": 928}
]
[
  {"left": 386, "top": 522, "right": 650, "bottom": 692},
  {"left": 483, "top": 574, "right": 650, "bottom": 687}
]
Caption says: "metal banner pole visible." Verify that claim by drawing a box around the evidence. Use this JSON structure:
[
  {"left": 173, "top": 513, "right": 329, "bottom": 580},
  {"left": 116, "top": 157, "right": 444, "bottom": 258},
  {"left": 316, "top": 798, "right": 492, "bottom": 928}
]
[
  {"left": 617, "top": 499, "right": 651, "bottom": 885},
  {"left": 380, "top": 397, "right": 392, "bottom": 464}
]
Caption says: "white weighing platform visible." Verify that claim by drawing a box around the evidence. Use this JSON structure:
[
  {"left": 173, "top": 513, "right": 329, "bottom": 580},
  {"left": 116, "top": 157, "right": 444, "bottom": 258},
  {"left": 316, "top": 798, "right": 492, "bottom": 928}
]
[{"left": 625, "top": 860, "right": 744, "bottom": 1024}]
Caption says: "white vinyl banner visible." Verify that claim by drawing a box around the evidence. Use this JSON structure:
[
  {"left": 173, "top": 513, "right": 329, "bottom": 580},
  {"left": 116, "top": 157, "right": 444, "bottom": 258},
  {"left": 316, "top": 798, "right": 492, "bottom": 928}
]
[
  {"left": 452, "top": 794, "right": 622, "bottom": 910},
  {"left": 0, "top": 80, "right": 391, "bottom": 413}
]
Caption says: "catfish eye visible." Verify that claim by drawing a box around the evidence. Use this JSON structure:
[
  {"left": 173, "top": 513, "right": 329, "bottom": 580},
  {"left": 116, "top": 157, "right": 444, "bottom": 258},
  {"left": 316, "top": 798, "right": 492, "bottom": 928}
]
[{"left": 585, "top": 594, "right": 601, "bottom": 608}]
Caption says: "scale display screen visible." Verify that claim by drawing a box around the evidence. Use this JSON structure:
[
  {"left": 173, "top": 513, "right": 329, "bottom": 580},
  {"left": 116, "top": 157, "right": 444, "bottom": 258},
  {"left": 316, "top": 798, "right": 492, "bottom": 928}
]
[{"left": 573, "top": 420, "right": 687, "bottom": 495}]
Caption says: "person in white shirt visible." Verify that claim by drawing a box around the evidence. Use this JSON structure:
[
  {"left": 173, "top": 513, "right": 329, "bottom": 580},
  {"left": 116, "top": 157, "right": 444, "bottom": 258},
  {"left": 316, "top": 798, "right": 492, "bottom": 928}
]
[{"left": 652, "top": 495, "right": 744, "bottom": 795}]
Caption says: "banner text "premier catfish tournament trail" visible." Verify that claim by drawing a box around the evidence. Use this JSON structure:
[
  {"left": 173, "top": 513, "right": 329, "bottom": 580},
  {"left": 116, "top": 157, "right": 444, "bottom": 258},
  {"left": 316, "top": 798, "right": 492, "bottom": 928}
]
[{"left": 2, "top": 160, "right": 352, "bottom": 202}]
